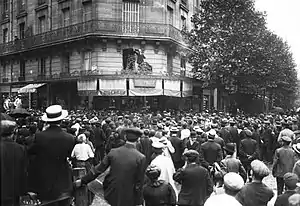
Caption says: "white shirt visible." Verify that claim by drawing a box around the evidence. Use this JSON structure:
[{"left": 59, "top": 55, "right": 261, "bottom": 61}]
[
  {"left": 71, "top": 143, "right": 94, "bottom": 161},
  {"left": 151, "top": 154, "right": 177, "bottom": 197},
  {"left": 71, "top": 123, "right": 81, "bottom": 136},
  {"left": 204, "top": 194, "right": 242, "bottom": 206}
]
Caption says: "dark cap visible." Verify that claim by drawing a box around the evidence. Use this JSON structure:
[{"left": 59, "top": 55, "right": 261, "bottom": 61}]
[
  {"left": 125, "top": 127, "right": 143, "bottom": 142},
  {"left": 284, "top": 173, "right": 298, "bottom": 189}
]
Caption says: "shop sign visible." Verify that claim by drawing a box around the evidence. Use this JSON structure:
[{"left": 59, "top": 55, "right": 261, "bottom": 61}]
[
  {"left": 98, "top": 90, "right": 126, "bottom": 96},
  {"left": 133, "top": 79, "right": 156, "bottom": 88}
]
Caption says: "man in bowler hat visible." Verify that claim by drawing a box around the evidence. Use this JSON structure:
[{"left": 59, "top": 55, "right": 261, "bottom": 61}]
[{"left": 75, "top": 127, "right": 146, "bottom": 206}]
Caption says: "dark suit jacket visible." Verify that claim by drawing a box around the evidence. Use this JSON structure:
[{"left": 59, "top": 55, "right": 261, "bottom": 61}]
[
  {"left": 218, "top": 127, "right": 232, "bottom": 144},
  {"left": 239, "top": 138, "right": 259, "bottom": 163},
  {"left": 169, "top": 135, "right": 184, "bottom": 169},
  {"left": 274, "top": 190, "right": 296, "bottom": 206},
  {"left": 136, "top": 137, "right": 153, "bottom": 166},
  {"left": 27, "top": 125, "right": 75, "bottom": 200},
  {"left": 0, "top": 139, "right": 27, "bottom": 205},
  {"left": 173, "top": 164, "right": 213, "bottom": 206},
  {"left": 93, "top": 126, "right": 106, "bottom": 147},
  {"left": 200, "top": 140, "right": 223, "bottom": 165},
  {"left": 82, "top": 143, "right": 146, "bottom": 206}
]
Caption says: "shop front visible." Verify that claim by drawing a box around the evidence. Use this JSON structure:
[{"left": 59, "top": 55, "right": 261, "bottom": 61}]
[
  {"left": 93, "top": 79, "right": 127, "bottom": 110},
  {"left": 18, "top": 83, "right": 47, "bottom": 109},
  {"left": 77, "top": 79, "right": 98, "bottom": 110}
]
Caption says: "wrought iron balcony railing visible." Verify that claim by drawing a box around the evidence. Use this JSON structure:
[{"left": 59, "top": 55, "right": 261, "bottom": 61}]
[
  {"left": 2, "top": 77, "right": 8, "bottom": 83},
  {"left": 18, "top": 76, "right": 25, "bottom": 81},
  {"left": 0, "top": 20, "right": 184, "bottom": 56}
]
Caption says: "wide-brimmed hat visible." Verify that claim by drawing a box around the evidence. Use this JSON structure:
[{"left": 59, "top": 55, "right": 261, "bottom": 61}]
[
  {"left": 293, "top": 143, "right": 300, "bottom": 154},
  {"left": 41, "top": 105, "right": 68, "bottom": 122}
]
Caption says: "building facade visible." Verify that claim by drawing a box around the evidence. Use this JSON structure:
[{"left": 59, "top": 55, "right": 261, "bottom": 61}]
[{"left": 0, "top": 0, "right": 211, "bottom": 111}]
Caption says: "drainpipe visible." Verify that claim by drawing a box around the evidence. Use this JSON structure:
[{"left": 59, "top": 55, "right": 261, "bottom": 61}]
[
  {"left": 48, "top": 0, "right": 53, "bottom": 105},
  {"left": 9, "top": 0, "right": 14, "bottom": 95}
]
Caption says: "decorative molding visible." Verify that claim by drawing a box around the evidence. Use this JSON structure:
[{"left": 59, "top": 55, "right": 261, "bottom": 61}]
[
  {"left": 16, "top": 12, "right": 28, "bottom": 19},
  {"left": 116, "top": 40, "right": 122, "bottom": 52},
  {"left": 57, "top": 0, "right": 69, "bottom": 3},
  {"left": 102, "top": 39, "right": 107, "bottom": 51},
  {"left": 35, "top": 4, "right": 49, "bottom": 12},
  {"left": 154, "top": 41, "right": 160, "bottom": 54},
  {"left": 82, "top": 0, "right": 92, "bottom": 4}
]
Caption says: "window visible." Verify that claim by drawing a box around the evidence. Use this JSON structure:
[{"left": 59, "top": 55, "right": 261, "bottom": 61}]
[
  {"left": 122, "top": 1, "right": 139, "bottom": 33},
  {"left": 3, "top": 28, "right": 8, "bottom": 43},
  {"left": 123, "top": 48, "right": 137, "bottom": 70},
  {"left": 38, "top": 16, "right": 46, "bottom": 33},
  {"left": 62, "top": 8, "right": 70, "bottom": 27},
  {"left": 83, "top": 4, "right": 92, "bottom": 21},
  {"left": 167, "top": 53, "right": 173, "bottom": 74},
  {"left": 84, "top": 51, "right": 92, "bottom": 70},
  {"left": 181, "top": 16, "right": 187, "bottom": 30},
  {"left": 18, "top": 0, "right": 26, "bottom": 13},
  {"left": 39, "top": 58, "right": 46, "bottom": 76},
  {"left": 19, "top": 22, "right": 25, "bottom": 39},
  {"left": 2, "top": 63, "right": 7, "bottom": 78},
  {"left": 38, "top": 0, "right": 46, "bottom": 6},
  {"left": 61, "top": 53, "right": 70, "bottom": 73},
  {"left": 20, "top": 60, "right": 25, "bottom": 77},
  {"left": 167, "top": 6, "right": 174, "bottom": 25},
  {"left": 3, "top": 0, "right": 9, "bottom": 13},
  {"left": 180, "top": 57, "right": 186, "bottom": 70}
]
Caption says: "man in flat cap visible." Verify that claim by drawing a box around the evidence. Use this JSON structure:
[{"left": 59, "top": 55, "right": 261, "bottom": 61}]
[
  {"left": 275, "top": 172, "right": 298, "bottom": 206},
  {"left": 174, "top": 150, "right": 213, "bottom": 206},
  {"left": 75, "top": 127, "right": 146, "bottom": 206},
  {"left": 236, "top": 160, "right": 274, "bottom": 206},
  {"left": 272, "top": 135, "right": 297, "bottom": 195},
  {"left": 204, "top": 172, "right": 244, "bottom": 206}
]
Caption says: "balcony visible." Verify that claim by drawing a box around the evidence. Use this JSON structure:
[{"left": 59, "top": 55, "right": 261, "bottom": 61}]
[
  {"left": 0, "top": 20, "right": 184, "bottom": 56},
  {"left": 18, "top": 76, "right": 25, "bottom": 81},
  {"left": 36, "top": 74, "right": 46, "bottom": 80},
  {"left": 2, "top": 77, "right": 8, "bottom": 83}
]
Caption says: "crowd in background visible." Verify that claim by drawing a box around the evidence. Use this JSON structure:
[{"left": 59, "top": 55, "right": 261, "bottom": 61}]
[{"left": 3, "top": 105, "right": 300, "bottom": 206}]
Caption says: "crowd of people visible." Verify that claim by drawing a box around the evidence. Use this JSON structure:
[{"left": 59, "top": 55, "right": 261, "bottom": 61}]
[{"left": 3, "top": 104, "right": 300, "bottom": 206}]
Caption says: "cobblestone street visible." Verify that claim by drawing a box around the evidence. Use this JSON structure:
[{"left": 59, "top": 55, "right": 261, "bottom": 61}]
[{"left": 91, "top": 165, "right": 278, "bottom": 206}]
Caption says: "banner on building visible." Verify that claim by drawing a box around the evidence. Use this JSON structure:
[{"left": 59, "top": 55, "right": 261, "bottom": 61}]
[
  {"left": 99, "top": 79, "right": 127, "bottom": 96},
  {"left": 182, "top": 80, "right": 193, "bottom": 97},
  {"left": 77, "top": 80, "right": 97, "bottom": 91},
  {"left": 129, "top": 78, "right": 163, "bottom": 96},
  {"left": 164, "top": 79, "right": 181, "bottom": 97}
]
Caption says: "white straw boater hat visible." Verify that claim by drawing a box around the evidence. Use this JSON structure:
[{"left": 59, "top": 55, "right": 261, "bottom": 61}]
[{"left": 41, "top": 105, "right": 68, "bottom": 122}]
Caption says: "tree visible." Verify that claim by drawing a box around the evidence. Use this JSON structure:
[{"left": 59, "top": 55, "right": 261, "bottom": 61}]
[{"left": 186, "top": 0, "right": 298, "bottom": 111}]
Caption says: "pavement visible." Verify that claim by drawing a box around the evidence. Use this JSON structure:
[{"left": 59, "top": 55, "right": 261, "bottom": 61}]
[{"left": 90, "top": 166, "right": 279, "bottom": 206}]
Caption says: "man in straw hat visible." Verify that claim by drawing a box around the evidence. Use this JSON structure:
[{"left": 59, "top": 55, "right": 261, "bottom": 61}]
[
  {"left": 75, "top": 127, "right": 146, "bottom": 206},
  {"left": 27, "top": 105, "right": 75, "bottom": 205},
  {"left": 236, "top": 160, "right": 274, "bottom": 206},
  {"left": 272, "top": 135, "right": 297, "bottom": 195},
  {"left": 174, "top": 150, "right": 213, "bottom": 206},
  {"left": 204, "top": 172, "right": 244, "bottom": 206},
  {"left": 1, "top": 120, "right": 28, "bottom": 206}
]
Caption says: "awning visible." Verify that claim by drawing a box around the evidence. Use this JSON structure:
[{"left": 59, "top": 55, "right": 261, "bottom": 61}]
[
  {"left": 18, "top": 83, "right": 46, "bottom": 93},
  {"left": 182, "top": 80, "right": 193, "bottom": 97},
  {"left": 77, "top": 80, "right": 97, "bottom": 91},
  {"left": 99, "top": 79, "right": 127, "bottom": 96},
  {"left": 164, "top": 80, "right": 181, "bottom": 97},
  {"left": 129, "top": 79, "right": 163, "bottom": 96}
]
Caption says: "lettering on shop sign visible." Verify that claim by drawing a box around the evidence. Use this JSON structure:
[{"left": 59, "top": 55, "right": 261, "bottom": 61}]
[{"left": 134, "top": 79, "right": 156, "bottom": 88}]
